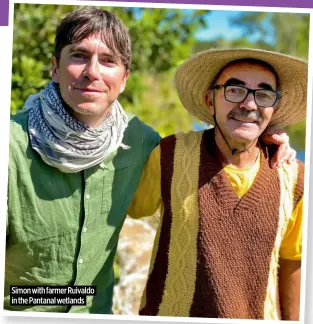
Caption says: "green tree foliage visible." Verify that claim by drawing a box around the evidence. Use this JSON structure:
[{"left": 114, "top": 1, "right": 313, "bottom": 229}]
[
  {"left": 230, "top": 12, "right": 309, "bottom": 59},
  {"left": 12, "top": 4, "right": 207, "bottom": 136},
  {"left": 193, "top": 12, "right": 309, "bottom": 150}
]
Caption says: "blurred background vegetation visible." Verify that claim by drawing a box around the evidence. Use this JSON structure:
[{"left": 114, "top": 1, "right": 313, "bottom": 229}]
[{"left": 12, "top": 4, "right": 309, "bottom": 150}]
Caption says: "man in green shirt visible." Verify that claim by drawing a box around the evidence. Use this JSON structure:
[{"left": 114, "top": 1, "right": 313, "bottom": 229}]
[
  {"left": 5, "top": 6, "right": 295, "bottom": 314},
  {"left": 6, "top": 7, "right": 159, "bottom": 313}
]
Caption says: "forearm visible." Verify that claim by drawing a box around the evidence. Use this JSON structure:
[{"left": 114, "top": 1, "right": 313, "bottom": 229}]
[{"left": 278, "top": 258, "right": 301, "bottom": 320}]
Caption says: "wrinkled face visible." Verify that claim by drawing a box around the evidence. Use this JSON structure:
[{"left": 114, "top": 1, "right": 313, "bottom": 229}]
[
  {"left": 52, "top": 33, "right": 129, "bottom": 125},
  {"left": 207, "top": 62, "right": 278, "bottom": 144}
]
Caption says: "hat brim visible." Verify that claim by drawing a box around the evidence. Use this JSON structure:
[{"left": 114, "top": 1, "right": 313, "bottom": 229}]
[{"left": 175, "top": 48, "right": 308, "bottom": 128}]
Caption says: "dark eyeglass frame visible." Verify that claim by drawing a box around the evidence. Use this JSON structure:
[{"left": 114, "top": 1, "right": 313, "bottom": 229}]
[{"left": 212, "top": 84, "right": 280, "bottom": 108}]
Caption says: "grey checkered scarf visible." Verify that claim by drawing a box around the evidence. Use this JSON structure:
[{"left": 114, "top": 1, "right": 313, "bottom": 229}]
[{"left": 24, "top": 81, "right": 129, "bottom": 173}]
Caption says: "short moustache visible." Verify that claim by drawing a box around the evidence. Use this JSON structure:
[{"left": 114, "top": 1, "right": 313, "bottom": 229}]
[{"left": 228, "top": 109, "right": 261, "bottom": 119}]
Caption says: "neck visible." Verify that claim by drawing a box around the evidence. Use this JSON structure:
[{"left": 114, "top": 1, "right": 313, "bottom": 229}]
[{"left": 214, "top": 128, "right": 260, "bottom": 168}]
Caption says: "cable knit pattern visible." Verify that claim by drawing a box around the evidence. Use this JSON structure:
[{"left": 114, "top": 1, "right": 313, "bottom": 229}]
[
  {"left": 263, "top": 161, "right": 301, "bottom": 319},
  {"left": 140, "top": 136, "right": 176, "bottom": 316},
  {"left": 140, "top": 129, "right": 304, "bottom": 319},
  {"left": 158, "top": 131, "right": 201, "bottom": 316}
]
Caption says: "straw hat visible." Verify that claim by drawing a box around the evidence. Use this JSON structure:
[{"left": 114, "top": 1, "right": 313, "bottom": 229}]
[{"left": 175, "top": 48, "right": 308, "bottom": 128}]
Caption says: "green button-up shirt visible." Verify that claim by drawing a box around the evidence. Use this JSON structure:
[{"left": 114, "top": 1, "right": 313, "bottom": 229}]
[{"left": 5, "top": 110, "right": 160, "bottom": 313}]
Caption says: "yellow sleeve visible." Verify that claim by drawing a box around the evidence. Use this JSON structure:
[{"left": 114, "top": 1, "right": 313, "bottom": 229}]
[
  {"left": 279, "top": 198, "right": 303, "bottom": 261},
  {"left": 128, "top": 145, "right": 161, "bottom": 219}
]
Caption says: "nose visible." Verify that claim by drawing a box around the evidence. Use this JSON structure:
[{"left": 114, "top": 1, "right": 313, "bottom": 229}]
[
  {"left": 240, "top": 92, "right": 258, "bottom": 111},
  {"left": 83, "top": 56, "right": 101, "bottom": 81}
]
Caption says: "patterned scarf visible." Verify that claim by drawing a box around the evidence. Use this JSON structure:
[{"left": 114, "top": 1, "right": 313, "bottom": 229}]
[{"left": 24, "top": 81, "right": 129, "bottom": 173}]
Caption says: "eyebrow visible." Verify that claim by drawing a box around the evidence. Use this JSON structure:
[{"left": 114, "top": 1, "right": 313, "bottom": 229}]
[
  {"left": 258, "top": 82, "right": 275, "bottom": 91},
  {"left": 224, "top": 78, "right": 275, "bottom": 91},
  {"left": 224, "top": 78, "right": 245, "bottom": 86},
  {"left": 68, "top": 46, "right": 113, "bottom": 57},
  {"left": 68, "top": 46, "right": 90, "bottom": 54}
]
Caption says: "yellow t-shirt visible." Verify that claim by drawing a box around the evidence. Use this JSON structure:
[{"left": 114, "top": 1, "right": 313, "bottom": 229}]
[
  {"left": 224, "top": 154, "right": 261, "bottom": 198},
  {"left": 128, "top": 145, "right": 302, "bottom": 261}
]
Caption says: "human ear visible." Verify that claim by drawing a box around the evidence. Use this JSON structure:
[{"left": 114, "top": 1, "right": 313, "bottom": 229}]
[
  {"left": 119, "top": 69, "right": 130, "bottom": 94},
  {"left": 51, "top": 56, "right": 60, "bottom": 83},
  {"left": 205, "top": 91, "right": 214, "bottom": 115}
]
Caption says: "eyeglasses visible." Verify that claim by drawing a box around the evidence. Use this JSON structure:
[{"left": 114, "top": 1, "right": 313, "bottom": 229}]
[{"left": 212, "top": 84, "right": 280, "bottom": 108}]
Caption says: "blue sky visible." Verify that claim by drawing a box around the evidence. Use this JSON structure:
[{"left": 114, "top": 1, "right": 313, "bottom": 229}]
[
  {"left": 194, "top": 10, "right": 274, "bottom": 44},
  {"left": 195, "top": 10, "right": 245, "bottom": 41}
]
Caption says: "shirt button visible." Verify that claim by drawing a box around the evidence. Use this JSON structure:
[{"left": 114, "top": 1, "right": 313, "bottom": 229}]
[
  {"left": 83, "top": 227, "right": 87, "bottom": 233},
  {"left": 79, "top": 258, "right": 83, "bottom": 264},
  {"left": 86, "top": 194, "right": 90, "bottom": 200}
]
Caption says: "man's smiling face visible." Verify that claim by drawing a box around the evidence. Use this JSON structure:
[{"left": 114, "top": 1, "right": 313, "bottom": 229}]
[
  {"left": 207, "top": 61, "right": 278, "bottom": 145},
  {"left": 52, "top": 32, "right": 129, "bottom": 127}
]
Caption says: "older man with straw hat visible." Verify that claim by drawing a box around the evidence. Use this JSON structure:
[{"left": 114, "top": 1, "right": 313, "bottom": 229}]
[{"left": 129, "top": 48, "right": 307, "bottom": 320}]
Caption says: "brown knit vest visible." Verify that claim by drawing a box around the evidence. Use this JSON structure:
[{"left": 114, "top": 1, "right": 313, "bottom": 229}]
[{"left": 140, "top": 129, "right": 302, "bottom": 318}]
